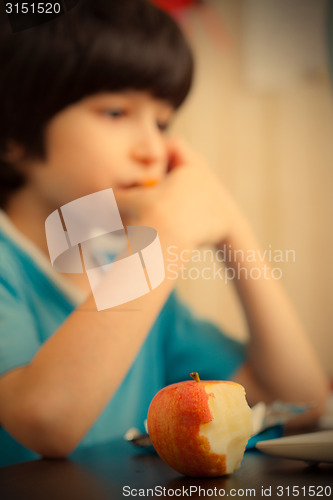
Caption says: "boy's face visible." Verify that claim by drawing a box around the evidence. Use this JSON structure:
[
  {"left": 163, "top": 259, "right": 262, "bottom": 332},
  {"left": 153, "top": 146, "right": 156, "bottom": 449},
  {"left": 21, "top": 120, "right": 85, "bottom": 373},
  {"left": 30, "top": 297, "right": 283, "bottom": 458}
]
[{"left": 24, "top": 91, "right": 174, "bottom": 210}]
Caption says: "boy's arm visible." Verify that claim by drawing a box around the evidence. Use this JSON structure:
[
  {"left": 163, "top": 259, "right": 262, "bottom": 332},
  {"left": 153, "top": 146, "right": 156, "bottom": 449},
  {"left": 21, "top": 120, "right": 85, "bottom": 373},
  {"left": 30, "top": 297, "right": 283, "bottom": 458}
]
[
  {"left": 223, "top": 221, "right": 329, "bottom": 425},
  {"left": 118, "top": 138, "right": 329, "bottom": 424},
  {"left": 0, "top": 235, "right": 182, "bottom": 458}
]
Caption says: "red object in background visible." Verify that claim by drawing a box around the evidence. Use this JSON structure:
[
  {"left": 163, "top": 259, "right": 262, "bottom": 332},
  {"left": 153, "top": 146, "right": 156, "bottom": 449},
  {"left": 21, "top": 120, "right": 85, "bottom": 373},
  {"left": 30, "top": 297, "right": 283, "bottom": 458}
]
[
  {"left": 150, "top": 0, "right": 199, "bottom": 12},
  {"left": 151, "top": 0, "right": 232, "bottom": 53}
]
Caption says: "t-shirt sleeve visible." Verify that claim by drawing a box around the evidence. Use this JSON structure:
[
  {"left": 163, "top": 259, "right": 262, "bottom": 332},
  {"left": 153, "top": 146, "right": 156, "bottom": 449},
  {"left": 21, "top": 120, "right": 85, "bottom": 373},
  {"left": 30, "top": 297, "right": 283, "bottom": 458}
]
[
  {"left": 0, "top": 274, "right": 40, "bottom": 377},
  {"left": 164, "top": 292, "right": 246, "bottom": 385}
]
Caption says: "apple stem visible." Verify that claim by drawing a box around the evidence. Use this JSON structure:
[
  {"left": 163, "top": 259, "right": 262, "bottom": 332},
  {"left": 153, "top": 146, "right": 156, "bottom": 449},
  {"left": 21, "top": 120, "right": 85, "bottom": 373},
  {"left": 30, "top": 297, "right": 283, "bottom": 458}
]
[{"left": 190, "top": 372, "right": 201, "bottom": 383}]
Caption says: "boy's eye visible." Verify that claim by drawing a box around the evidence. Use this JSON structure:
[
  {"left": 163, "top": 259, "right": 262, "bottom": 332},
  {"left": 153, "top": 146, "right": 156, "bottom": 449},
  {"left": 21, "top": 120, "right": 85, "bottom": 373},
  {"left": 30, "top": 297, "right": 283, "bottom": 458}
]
[
  {"left": 156, "top": 121, "right": 170, "bottom": 133},
  {"left": 104, "top": 109, "right": 127, "bottom": 118}
]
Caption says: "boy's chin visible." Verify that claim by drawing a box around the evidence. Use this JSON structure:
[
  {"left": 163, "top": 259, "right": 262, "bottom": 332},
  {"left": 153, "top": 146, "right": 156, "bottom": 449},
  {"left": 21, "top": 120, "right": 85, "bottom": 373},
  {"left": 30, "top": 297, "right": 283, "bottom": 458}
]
[
  {"left": 118, "top": 212, "right": 132, "bottom": 227},
  {"left": 120, "top": 216, "right": 129, "bottom": 227}
]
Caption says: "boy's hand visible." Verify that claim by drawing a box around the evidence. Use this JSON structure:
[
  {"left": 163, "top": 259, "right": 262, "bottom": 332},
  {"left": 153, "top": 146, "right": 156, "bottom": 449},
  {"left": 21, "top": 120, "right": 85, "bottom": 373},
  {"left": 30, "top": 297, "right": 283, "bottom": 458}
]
[{"left": 115, "top": 139, "right": 247, "bottom": 251}]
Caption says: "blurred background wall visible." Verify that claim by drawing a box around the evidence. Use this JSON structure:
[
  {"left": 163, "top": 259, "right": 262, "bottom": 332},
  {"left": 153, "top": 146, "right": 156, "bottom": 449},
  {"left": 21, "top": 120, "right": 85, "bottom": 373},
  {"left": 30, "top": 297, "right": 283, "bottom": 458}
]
[{"left": 169, "top": 0, "right": 333, "bottom": 376}]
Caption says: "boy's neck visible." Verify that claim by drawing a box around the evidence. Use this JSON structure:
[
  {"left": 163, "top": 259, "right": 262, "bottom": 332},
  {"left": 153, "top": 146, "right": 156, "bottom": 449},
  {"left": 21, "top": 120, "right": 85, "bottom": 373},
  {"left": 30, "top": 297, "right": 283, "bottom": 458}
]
[{"left": 4, "top": 186, "right": 53, "bottom": 256}]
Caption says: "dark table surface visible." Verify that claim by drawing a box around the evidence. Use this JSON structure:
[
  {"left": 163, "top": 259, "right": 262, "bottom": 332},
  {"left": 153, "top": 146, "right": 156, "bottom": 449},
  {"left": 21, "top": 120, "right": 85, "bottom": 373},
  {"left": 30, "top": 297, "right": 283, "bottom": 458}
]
[{"left": 0, "top": 438, "right": 332, "bottom": 500}]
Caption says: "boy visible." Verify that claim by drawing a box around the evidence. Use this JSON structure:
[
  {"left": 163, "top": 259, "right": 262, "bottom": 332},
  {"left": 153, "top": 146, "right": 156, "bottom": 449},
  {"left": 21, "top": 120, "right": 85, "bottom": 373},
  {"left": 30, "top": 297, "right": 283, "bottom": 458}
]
[{"left": 0, "top": 0, "right": 328, "bottom": 467}]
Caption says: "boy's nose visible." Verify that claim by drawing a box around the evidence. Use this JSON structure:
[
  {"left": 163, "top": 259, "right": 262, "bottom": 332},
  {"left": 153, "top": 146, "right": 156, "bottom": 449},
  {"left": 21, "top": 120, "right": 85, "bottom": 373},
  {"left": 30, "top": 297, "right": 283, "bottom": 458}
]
[{"left": 131, "top": 127, "right": 166, "bottom": 168}]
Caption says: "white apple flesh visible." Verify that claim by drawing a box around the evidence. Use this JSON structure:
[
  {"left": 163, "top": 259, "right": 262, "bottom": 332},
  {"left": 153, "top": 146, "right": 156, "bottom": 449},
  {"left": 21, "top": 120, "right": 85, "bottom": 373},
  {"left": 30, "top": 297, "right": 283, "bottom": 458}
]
[{"left": 199, "top": 382, "right": 253, "bottom": 474}]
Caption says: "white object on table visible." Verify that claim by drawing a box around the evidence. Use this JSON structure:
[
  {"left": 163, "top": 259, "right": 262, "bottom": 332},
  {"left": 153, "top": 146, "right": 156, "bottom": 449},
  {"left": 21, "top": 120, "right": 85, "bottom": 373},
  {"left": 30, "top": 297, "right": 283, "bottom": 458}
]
[{"left": 256, "top": 430, "right": 333, "bottom": 464}]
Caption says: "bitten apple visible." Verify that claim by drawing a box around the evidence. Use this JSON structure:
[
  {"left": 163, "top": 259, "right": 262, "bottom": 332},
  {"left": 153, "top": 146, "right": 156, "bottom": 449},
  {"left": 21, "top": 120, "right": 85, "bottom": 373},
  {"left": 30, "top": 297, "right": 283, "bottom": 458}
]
[{"left": 147, "top": 373, "right": 252, "bottom": 477}]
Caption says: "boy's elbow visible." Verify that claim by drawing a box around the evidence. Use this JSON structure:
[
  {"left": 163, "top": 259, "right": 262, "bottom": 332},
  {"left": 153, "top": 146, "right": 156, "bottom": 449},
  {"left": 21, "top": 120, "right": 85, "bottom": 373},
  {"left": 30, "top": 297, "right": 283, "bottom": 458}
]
[
  {"left": 312, "top": 383, "right": 331, "bottom": 422},
  {"left": 310, "top": 376, "right": 331, "bottom": 420},
  {"left": 33, "top": 425, "right": 78, "bottom": 459},
  {"left": 5, "top": 398, "right": 82, "bottom": 459},
  {"left": 29, "top": 408, "right": 81, "bottom": 458},
  {"left": 34, "top": 438, "right": 75, "bottom": 460},
  {"left": 286, "top": 382, "right": 330, "bottom": 430}
]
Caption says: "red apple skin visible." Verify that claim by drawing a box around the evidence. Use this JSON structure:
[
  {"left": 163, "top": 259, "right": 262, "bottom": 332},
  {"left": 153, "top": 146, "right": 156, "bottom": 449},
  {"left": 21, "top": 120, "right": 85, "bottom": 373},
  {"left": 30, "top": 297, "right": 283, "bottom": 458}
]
[{"left": 147, "top": 380, "right": 238, "bottom": 477}]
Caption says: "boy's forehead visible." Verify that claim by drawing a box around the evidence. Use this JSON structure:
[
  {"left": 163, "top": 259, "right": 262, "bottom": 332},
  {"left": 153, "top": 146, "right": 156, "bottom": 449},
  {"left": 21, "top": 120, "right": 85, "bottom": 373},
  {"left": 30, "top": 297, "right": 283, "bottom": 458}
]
[{"left": 81, "top": 91, "right": 174, "bottom": 110}]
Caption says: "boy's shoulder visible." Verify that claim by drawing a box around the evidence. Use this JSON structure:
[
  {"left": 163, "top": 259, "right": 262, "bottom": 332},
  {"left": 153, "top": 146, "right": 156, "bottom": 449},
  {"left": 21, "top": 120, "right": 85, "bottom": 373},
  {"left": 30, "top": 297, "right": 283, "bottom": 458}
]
[
  {"left": 0, "top": 229, "right": 30, "bottom": 295},
  {"left": 0, "top": 214, "right": 51, "bottom": 303}
]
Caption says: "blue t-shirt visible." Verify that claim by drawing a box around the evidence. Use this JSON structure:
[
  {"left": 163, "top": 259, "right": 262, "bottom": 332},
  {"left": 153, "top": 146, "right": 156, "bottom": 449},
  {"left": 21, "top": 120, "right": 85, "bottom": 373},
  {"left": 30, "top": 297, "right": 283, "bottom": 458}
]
[{"left": 0, "top": 214, "right": 245, "bottom": 467}]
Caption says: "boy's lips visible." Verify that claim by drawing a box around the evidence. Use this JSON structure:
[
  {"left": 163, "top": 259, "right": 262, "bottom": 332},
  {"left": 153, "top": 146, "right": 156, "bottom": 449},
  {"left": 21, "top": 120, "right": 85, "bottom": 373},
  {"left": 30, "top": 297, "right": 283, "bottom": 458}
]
[
  {"left": 141, "top": 179, "right": 159, "bottom": 187},
  {"left": 119, "top": 179, "right": 159, "bottom": 189}
]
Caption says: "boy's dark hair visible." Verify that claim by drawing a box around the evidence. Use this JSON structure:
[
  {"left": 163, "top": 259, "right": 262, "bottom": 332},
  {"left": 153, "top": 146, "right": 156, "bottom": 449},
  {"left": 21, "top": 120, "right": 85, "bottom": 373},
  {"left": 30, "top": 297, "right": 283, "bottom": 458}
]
[
  {"left": 329, "top": 0, "right": 333, "bottom": 80},
  {"left": 0, "top": 0, "right": 194, "bottom": 208}
]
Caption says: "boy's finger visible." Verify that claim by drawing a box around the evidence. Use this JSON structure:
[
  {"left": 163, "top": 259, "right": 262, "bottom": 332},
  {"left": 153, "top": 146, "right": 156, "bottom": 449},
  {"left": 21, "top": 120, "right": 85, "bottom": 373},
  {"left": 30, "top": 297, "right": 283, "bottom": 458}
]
[{"left": 165, "top": 137, "right": 193, "bottom": 171}]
